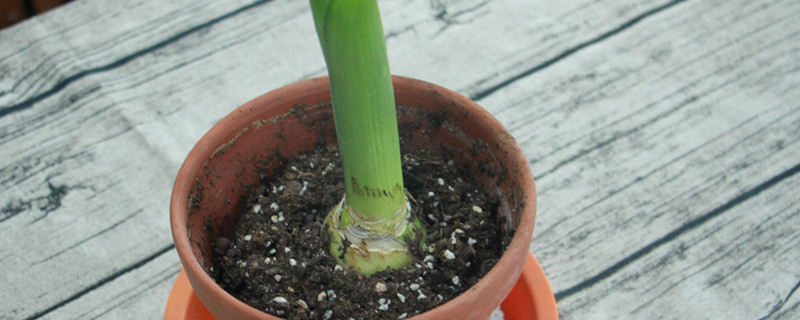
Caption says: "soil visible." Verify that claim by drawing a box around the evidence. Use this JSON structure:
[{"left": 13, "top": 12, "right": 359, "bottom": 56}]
[{"left": 212, "top": 145, "right": 513, "bottom": 319}]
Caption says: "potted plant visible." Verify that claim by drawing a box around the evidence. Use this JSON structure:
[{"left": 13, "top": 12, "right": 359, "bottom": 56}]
[{"left": 170, "top": 0, "right": 539, "bottom": 319}]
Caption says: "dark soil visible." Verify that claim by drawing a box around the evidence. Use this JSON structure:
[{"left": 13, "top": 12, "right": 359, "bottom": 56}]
[{"left": 212, "top": 145, "right": 513, "bottom": 319}]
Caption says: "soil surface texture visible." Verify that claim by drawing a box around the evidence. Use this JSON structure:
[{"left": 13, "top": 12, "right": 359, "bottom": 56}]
[{"left": 212, "top": 145, "right": 513, "bottom": 319}]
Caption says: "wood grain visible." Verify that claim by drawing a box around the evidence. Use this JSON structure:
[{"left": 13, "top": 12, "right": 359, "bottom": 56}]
[
  {"left": 475, "top": 0, "right": 800, "bottom": 318},
  {"left": 0, "top": 0, "right": 797, "bottom": 319},
  {"left": 38, "top": 249, "right": 180, "bottom": 320}
]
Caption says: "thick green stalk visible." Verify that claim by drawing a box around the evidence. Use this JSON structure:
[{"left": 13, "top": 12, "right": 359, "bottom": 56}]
[
  {"left": 311, "top": 0, "right": 421, "bottom": 274},
  {"left": 312, "top": 0, "right": 404, "bottom": 218}
]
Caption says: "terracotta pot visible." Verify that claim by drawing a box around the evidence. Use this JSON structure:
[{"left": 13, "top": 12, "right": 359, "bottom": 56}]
[{"left": 170, "top": 76, "right": 537, "bottom": 319}]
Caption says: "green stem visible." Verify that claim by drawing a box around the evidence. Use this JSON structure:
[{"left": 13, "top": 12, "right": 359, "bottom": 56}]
[
  {"left": 312, "top": 0, "right": 405, "bottom": 221},
  {"left": 311, "top": 0, "right": 423, "bottom": 274}
]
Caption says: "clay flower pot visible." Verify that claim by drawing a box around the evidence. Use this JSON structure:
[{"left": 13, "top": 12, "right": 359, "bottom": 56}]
[{"left": 170, "top": 76, "right": 538, "bottom": 319}]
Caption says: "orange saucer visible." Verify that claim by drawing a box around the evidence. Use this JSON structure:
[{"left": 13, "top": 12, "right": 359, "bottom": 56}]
[{"left": 164, "top": 252, "right": 558, "bottom": 319}]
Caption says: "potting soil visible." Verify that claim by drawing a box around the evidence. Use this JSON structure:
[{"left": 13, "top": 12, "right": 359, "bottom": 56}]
[{"left": 212, "top": 145, "right": 513, "bottom": 319}]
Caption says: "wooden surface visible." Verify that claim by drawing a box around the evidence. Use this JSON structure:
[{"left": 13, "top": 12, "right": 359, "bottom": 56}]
[{"left": 1, "top": 0, "right": 798, "bottom": 319}]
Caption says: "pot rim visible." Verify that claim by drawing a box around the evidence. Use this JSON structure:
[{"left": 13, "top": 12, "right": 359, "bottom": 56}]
[{"left": 170, "top": 75, "right": 537, "bottom": 319}]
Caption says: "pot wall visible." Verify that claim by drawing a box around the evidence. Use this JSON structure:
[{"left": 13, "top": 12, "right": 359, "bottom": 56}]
[{"left": 170, "top": 76, "right": 537, "bottom": 319}]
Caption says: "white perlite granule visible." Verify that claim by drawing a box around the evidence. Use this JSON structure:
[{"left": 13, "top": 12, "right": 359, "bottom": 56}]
[
  {"left": 489, "top": 307, "right": 505, "bottom": 320},
  {"left": 272, "top": 297, "right": 288, "bottom": 304}
]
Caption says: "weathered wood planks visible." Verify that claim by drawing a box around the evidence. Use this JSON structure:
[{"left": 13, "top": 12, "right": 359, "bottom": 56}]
[
  {"left": 477, "top": 0, "right": 800, "bottom": 318},
  {"left": 38, "top": 249, "right": 181, "bottom": 319}
]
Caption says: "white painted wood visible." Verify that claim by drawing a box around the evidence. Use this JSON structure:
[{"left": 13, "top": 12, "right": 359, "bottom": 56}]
[
  {"left": 39, "top": 249, "right": 181, "bottom": 320},
  {"left": 478, "top": 0, "right": 800, "bottom": 318},
  {"left": 0, "top": 0, "right": 797, "bottom": 319}
]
